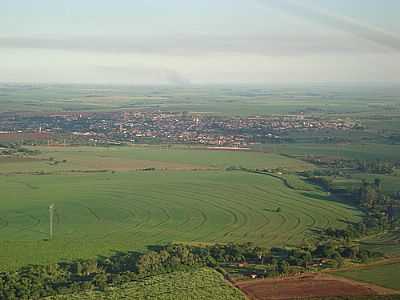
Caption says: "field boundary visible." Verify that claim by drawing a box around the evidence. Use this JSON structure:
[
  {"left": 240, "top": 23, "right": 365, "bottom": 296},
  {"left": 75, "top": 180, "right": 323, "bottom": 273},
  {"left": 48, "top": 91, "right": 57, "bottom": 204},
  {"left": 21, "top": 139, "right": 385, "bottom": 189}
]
[{"left": 234, "top": 272, "right": 400, "bottom": 300}]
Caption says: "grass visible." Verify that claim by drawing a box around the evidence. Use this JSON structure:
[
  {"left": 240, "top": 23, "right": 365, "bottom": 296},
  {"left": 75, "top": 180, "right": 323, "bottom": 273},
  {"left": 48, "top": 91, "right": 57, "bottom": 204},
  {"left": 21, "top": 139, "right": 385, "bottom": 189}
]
[
  {"left": 44, "top": 268, "right": 245, "bottom": 300},
  {"left": 335, "top": 262, "right": 400, "bottom": 291},
  {"left": 351, "top": 174, "right": 400, "bottom": 193},
  {"left": 0, "top": 166, "right": 361, "bottom": 270},
  {"left": 260, "top": 143, "right": 400, "bottom": 161},
  {"left": 319, "top": 172, "right": 400, "bottom": 195},
  {"left": 0, "top": 145, "right": 314, "bottom": 173},
  {"left": 1, "top": 84, "right": 400, "bottom": 117},
  {"left": 360, "top": 231, "right": 400, "bottom": 257},
  {"left": 279, "top": 174, "right": 320, "bottom": 191}
]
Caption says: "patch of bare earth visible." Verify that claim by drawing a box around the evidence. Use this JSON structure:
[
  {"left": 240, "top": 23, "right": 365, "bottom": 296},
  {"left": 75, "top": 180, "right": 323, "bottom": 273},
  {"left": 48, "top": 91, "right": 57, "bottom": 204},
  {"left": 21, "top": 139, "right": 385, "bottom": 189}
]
[
  {"left": 235, "top": 273, "right": 399, "bottom": 300},
  {"left": 0, "top": 132, "right": 50, "bottom": 141}
]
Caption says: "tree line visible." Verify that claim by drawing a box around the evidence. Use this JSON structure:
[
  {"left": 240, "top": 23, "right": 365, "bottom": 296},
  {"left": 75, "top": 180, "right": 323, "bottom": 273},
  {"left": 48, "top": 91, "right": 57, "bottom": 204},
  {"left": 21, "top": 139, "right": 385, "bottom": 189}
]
[
  {"left": 0, "top": 237, "right": 387, "bottom": 300},
  {"left": 303, "top": 158, "right": 398, "bottom": 175}
]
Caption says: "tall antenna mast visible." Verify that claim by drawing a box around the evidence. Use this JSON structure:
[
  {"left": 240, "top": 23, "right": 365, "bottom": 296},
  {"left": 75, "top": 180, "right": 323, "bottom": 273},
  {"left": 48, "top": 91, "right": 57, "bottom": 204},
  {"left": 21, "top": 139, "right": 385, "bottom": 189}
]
[{"left": 49, "top": 204, "right": 55, "bottom": 240}]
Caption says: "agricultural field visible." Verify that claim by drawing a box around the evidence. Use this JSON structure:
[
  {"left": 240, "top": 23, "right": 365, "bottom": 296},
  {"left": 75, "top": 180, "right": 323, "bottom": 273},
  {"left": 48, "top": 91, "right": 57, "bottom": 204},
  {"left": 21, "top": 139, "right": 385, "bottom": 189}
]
[
  {"left": 259, "top": 143, "right": 400, "bottom": 162},
  {"left": 327, "top": 173, "right": 400, "bottom": 195},
  {"left": 1, "top": 84, "right": 400, "bottom": 298},
  {"left": 322, "top": 173, "right": 398, "bottom": 191},
  {"left": 360, "top": 231, "right": 400, "bottom": 257},
  {"left": 351, "top": 174, "right": 400, "bottom": 194},
  {"left": 236, "top": 273, "right": 399, "bottom": 300},
  {"left": 0, "top": 147, "right": 361, "bottom": 270},
  {"left": 0, "top": 145, "right": 314, "bottom": 174},
  {"left": 44, "top": 268, "right": 245, "bottom": 300},
  {"left": 335, "top": 262, "right": 400, "bottom": 291},
  {"left": 1, "top": 84, "right": 400, "bottom": 117}
]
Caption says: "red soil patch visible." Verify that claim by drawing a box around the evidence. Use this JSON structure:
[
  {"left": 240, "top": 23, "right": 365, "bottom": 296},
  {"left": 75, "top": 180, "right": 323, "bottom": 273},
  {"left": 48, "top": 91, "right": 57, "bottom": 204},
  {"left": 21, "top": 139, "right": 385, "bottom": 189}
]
[
  {"left": 235, "top": 273, "right": 399, "bottom": 300},
  {"left": 0, "top": 132, "right": 49, "bottom": 141}
]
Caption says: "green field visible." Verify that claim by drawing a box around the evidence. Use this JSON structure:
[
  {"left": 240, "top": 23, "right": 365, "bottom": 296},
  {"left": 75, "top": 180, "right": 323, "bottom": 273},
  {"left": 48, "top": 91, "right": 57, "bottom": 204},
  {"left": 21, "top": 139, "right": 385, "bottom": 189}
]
[
  {"left": 360, "top": 231, "right": 400, "bottom": 257},
  {"left": 44, "top": 268, "right": 244, "bottom": 300},
  {"left": 352, "top": 174, "right": 400, "bottom": 193},
  {"left": 1, "top": 84, "right": 400, "bottom": 117},
  {"left": 260, "top": 143, "right": 400, "bottom": 161},
  {"left": 327, "top": 173, "right": 400, "bottom": 195},
  {"left": 0, "top": 145, "right": 313, "bottom": 173},
  {"left": 0, "top": 148, "right": 361, "bottom": 270},
  {"left": 335, "top": 262, "right": 400, "bottom": 291}
]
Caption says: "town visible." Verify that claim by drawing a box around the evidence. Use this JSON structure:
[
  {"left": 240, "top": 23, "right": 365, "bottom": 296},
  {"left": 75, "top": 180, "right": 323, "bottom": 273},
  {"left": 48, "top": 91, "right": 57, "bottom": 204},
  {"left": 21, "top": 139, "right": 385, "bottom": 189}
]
[{"left": 0, "top": 110, "right": 360, "bottom": 147}]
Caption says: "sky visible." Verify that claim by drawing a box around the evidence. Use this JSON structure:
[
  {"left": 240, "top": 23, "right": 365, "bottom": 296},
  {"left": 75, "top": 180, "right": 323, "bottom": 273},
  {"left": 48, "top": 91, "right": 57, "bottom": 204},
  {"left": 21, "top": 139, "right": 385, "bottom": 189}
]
[{"left": 1, "top": 0, "right": 400, "bottom": 85}]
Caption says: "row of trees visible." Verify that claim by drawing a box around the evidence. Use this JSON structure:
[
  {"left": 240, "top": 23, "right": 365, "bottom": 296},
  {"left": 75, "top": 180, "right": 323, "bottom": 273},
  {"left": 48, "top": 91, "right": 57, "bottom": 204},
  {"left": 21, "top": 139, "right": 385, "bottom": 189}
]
[
  {"left": 0, "top": 144, "right": 41, "bottom": 156},
  {"left": 305, "top": 173, "right": 399, "bottom": 223},
  {"left": 0, "top": 245, "right": 206, "bottom": 300},
  {"left": 1, "top": 238, "right": 385, "bottom": 300},
  {"left": 303, "top": 158, "right": 397, "bottom": 175}
]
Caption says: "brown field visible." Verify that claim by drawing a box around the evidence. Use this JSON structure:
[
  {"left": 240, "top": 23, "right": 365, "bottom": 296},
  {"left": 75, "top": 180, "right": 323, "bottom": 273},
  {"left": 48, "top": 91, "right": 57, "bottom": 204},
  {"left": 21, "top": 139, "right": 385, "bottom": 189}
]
[
  {"left": 235, "top": 273, "right": 399, "bottom": 300},
  {"left": 0, "top": 132, "right": 50, "bottom": 141}
]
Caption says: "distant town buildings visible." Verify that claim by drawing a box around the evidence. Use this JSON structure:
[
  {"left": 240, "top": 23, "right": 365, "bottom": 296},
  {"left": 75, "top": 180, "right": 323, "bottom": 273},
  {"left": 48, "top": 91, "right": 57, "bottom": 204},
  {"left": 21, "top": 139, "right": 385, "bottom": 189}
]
[{"left": 0, "top": 110, "right": 360, "bottom": 146}]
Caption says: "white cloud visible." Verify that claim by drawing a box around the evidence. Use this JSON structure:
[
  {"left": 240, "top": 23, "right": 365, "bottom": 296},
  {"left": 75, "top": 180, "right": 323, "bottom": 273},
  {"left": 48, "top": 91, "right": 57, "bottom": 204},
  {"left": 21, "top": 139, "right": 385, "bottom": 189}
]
[
  {"left": 1, "top": 47, "right": 399, "bottom": 84},
  {"left": 0, "top": 33, "right": 393, "bottom": 57}
]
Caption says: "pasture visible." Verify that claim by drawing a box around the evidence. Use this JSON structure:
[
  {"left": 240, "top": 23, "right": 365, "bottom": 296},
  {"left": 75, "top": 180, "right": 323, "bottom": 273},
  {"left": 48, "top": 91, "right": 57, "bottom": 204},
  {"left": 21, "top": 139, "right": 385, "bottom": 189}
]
[
  {"left": 351, "top": 174, "right": 400, "bottom": 194},
  {"left": 335, "top": 262, "right": 400, "bottom": 291},
  {"left": 0, "top": 165, "right": 360, "bottom": 270},
  {"left": 1, "top": 84, "right": 400, "bottom": 117},
  {"left": 360, "top": 231, "right": 400, "bottom": 257},
  {"left": 260, "top": 143, "right": 400, "bottom": 162},
  {"left": 45, "top": 268, "right": 245, "bottom": 300},
  {"left": 0, "top": 145, "right": 314, "bottom": 173},
  {"left": 327, "top": 173, "right": 400, "bottom": 195}
]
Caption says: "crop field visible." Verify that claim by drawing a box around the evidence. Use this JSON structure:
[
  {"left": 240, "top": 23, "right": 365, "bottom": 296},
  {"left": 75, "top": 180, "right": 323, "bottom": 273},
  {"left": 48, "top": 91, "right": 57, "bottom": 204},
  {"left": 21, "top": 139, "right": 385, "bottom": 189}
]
[
  {"left": 260, "top": 143, "right": 400, "bottom": 162},
  {"left": 328, "top": 174, "right": 400, "bottom": 195},
  {"left": 360, "top": 231, "right": 400, "bottom": 257},
  {"left": 45, "top": 268, "right": 245, "bottom": 300},
  {"left": 0, "top": 146, "right": 314, "bottom": 173},
  {"left": 236, "top": 273, "right": 399, "bottom": 300},
  {"left": 1, "top": 84, "right": 400, "bottom": 116},
  {"left": 351, "top": 174, "right": 400, "bottom": 193},
  {"left": 335, "top": 262, "right": 400, "bottom": 291},
  {"left": 0, "top": 156, "right": 360, "bottom": 269}
]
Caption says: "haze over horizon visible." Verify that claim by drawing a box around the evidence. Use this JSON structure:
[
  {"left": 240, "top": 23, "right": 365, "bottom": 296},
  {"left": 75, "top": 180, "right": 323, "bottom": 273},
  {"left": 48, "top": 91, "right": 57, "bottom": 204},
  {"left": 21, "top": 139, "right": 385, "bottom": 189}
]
[{"left": 1, "top": 0, "right": 400, "bottom": 85}]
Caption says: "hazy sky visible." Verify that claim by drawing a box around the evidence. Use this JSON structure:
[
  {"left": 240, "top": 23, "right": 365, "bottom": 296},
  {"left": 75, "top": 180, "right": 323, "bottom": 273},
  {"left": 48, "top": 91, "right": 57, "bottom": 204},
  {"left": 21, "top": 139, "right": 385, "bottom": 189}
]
[{"left": 1, "top": 0, "right": 400, "bottom": 85}]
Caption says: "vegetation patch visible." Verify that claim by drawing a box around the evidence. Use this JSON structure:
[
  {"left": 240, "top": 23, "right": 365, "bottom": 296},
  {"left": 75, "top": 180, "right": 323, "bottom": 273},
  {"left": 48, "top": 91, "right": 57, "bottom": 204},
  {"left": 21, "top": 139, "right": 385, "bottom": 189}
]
[
  {"left": 235, "top": 273, "right": 399, "bottom": 300},
  {"left": 335, "top": 262, "right": 400, "bottom": 291},
  {"left": 0, "top": 170, "right": 361, "bottom": 270},
  {"left": 44, "top": 268, "right": 245, "bottom": 300}
]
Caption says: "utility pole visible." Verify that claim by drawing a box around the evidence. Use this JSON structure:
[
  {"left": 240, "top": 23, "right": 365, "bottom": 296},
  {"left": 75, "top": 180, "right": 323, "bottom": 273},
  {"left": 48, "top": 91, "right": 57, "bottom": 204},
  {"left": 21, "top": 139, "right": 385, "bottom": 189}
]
[{"left": 49, "top": 204, "right": 55, "bottom": 240}]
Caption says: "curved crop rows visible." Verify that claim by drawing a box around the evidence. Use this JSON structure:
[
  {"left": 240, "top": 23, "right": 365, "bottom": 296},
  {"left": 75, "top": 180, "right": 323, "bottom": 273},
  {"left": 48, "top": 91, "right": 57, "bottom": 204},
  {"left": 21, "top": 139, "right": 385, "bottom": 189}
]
[{"left": 0, "top": 171, "right": 362, "bottom": 268}]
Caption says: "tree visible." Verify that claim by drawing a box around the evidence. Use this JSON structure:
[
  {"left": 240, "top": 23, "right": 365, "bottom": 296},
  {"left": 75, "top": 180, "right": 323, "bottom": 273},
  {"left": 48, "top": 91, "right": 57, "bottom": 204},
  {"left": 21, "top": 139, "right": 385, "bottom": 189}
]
[
  {"left": 93, "top": 273, "right": 108, "bottom": 291},
  {"left": 254, "top": 247, "right": 270, "bottom": 264},
  {"left": 302, "top": 251, "right": 313, "bottom": 268},
  {"left": 374, "top": 178, "right": 381, "bottom": 190},
  {"left": 278, "top": 260, "right": 289, "bottom": 274},
  {"left": 359, "top": 182, "right": 378, "bottom": 208}
]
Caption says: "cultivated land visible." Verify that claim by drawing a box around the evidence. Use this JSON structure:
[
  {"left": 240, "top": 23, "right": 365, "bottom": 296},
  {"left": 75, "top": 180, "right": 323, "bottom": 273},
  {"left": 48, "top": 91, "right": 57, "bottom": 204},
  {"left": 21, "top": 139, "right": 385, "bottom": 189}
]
[
  {"left": 1, "top": 84, "right": 400, "bottom": 117},
  {"left": 236, "top": 273, "right": 400, "bottom": 300},
  {"left": 0, "top": 148, "right": 360, "bottom": 269},
  {"left": 360, "top": 231, "right": 400, "bottom": 257},
  {"left": 0, "top": 145, "right": 314, "bottom": 173},
  {"left": 44, "top": 268, "right": 245, "bottom": 300},
  {"left": 1, "top": 84, "right": 400, "bottom": 298},
  {"left": 335, "top": 262, "right": 400, "bottom": 291},
  {"left": 259, "top": 143, "right": 400, "bottom": 162}
]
